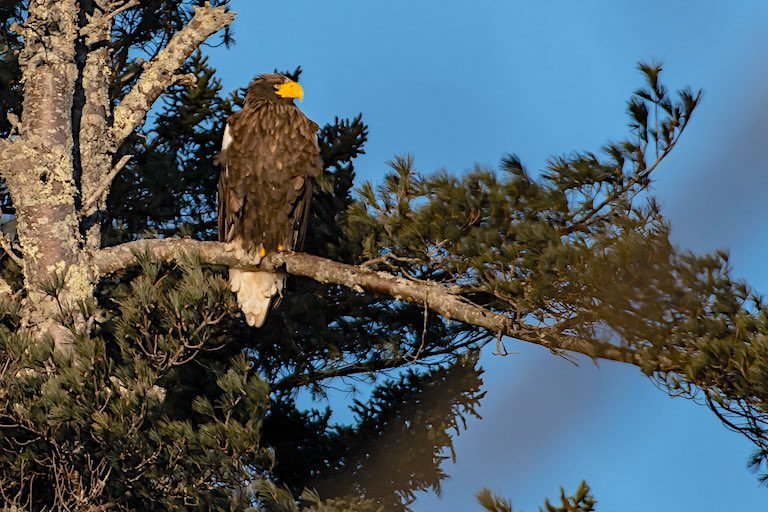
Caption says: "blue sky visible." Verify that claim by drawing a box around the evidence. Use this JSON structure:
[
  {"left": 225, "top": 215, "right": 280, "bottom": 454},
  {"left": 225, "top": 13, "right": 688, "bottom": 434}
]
[{"left": 209, "top": 1, "right": 768, "bottom": 509}]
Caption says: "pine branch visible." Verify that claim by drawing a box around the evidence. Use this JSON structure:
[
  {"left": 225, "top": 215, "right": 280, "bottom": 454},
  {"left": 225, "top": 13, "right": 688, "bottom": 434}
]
[
  {"left": 272, "top": 335, "right": 484, "bottom": 392},
  {"left": 110, "top": 3, "right": 236, "bottom": 147},
  {"left": 91, "top": 239, "right": 653, "bottom": 368}
]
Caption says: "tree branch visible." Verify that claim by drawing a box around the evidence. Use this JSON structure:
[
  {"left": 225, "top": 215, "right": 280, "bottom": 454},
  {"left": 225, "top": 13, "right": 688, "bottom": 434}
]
[
  {"left": 103, "top": 0, "right": 140, "bottom": 21},
  {"left": 111, "top": 3, "right": 235, "bottom": 146},
  {"left": 92, "top": 239, "right": 651, "bottom": 368}
]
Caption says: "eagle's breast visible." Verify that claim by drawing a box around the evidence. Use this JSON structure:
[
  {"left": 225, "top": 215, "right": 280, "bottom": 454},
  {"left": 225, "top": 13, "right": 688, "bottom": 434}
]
[{"left": 218, "top": 100, "right": 322, "bottom": 255}]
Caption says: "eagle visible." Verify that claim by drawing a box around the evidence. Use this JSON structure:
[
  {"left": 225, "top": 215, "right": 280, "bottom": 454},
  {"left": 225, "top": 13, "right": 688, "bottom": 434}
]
[{"left": 217, "top": 73, "right": 322, "bottom": 327}]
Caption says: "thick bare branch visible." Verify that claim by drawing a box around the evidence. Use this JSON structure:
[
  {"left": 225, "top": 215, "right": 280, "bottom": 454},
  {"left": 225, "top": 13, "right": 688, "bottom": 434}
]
[
  {"left": 111, "top": 3, "right": 235, "bottom": 146},
  {"left": 92, "top": 239, "right": 647, "bottom": 367}
]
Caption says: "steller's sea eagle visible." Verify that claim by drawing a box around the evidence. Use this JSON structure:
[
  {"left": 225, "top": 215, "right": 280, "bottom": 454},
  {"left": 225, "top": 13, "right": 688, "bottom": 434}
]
[{"left": 217, "top": 73, "right": 322, "bottom": 327}]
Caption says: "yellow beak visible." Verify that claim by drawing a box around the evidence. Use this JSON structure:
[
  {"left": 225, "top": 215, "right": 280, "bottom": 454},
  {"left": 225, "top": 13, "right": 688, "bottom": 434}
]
[{"left": 275, "top": 80, "right": 304, "bottom": 102}]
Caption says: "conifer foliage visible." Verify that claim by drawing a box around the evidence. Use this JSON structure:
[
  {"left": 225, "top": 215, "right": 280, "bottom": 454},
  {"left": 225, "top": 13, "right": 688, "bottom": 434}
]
[
  {"left": 0, "top": 255, "right": 272, "bottom": 509},
  {"left": 1, "top": 1, "right": 768, "bottom": 511},
  {"left": 477, "top": 481, "right": 596, "bottom": 512}
]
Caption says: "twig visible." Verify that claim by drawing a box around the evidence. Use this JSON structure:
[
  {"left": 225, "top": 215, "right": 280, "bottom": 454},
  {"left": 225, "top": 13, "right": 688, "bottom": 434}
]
[
  {"left": 0, "top": 207, "right": 21, "bottom": 267},
  {"left": 410, "top": 295, "right": 429, "bottom": 362},
  {"left": 360, "top": 252, "right": 421, "bottom": 269},
  {"left": 81, "top": 154, "right": 132, "bottom": 213},
  {"left": 6, "top": 113, "right": 21, "bottom": 135},
  {"left": 0, "top": 233, "right": 22, "bottom": 267},
  {"left": 104, "top": 0, "right": 139, "bottom": 21},
  {"left": 494, "top": 330, "right": 509, "bottom": 356}
]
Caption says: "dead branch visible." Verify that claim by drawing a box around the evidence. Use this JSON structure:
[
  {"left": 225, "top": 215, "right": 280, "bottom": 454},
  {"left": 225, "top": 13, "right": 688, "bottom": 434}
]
[
  {"left": 104, "top": 0, "right": 140, "bottom": 21},
  {"left": 110, "top": 3, "right": 236, "bottom": 146}
]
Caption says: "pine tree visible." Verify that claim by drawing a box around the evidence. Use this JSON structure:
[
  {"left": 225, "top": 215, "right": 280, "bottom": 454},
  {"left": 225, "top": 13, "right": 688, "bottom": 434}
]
[{"left": 0, "top": 2, "right": 767, "bottom": 510}]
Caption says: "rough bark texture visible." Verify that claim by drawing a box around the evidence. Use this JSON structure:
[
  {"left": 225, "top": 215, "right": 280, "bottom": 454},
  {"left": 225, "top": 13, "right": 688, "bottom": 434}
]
[{"left": 92, "top": 239, "right": 647, "bottom": 367}]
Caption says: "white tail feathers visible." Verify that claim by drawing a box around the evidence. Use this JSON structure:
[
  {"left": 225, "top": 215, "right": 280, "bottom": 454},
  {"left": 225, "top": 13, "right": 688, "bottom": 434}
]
[{"left": 229, "top": 269, "right": 286, "bottom": 327}]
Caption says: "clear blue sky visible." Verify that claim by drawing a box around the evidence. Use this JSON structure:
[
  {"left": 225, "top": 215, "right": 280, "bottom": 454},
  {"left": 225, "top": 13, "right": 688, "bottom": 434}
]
[{"left": 209, "top": 1, "right": 768, "bottom": 509}]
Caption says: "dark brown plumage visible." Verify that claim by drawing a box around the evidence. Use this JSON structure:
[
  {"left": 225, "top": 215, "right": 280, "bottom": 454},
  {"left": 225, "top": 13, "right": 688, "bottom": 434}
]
[{"left": 217, "top": 73, "right": 322, "bottom": 327}]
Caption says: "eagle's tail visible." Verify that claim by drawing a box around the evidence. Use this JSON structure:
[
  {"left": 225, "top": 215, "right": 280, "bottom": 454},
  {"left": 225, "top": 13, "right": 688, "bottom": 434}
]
[{"left": 229, "top": 269, "right": 286, "bottom": 328}]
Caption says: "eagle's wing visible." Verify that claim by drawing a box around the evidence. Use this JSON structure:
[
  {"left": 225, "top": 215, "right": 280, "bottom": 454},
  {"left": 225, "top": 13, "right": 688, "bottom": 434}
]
[
  {"left": 289, "top": 129, "right": 322, "bottom": 251},
  {"left": 217, "top": 120, "right": 243, "bottom": 243},
  {"left": 291, "top": 176, "right": 313, "bottom": 250},
  {"left": 217, "top": 173, "right": 229, "bottom": 243},
  {"left": 216, "top": 123, "right": 230, "bottom": 242},
  {"left": 218, "top": 108, "right": 320, "bottom": 252}
]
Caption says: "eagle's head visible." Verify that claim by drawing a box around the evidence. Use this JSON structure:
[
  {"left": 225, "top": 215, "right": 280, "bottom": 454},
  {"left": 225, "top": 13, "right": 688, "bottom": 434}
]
[{"left": 245, "top": 73, "right": 304, "bottom": 105}]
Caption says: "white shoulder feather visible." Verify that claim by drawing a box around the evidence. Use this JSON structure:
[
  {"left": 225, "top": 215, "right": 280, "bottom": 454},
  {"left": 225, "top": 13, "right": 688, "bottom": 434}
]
[{"left": 222, "top": 123, "right": 233, "bottom": 151}]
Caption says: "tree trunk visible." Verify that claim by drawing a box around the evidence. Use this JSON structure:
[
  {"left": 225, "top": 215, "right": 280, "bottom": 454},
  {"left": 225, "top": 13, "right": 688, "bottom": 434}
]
[{"left": 5, "top": 0, "right": 88, "bottom": 348}]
